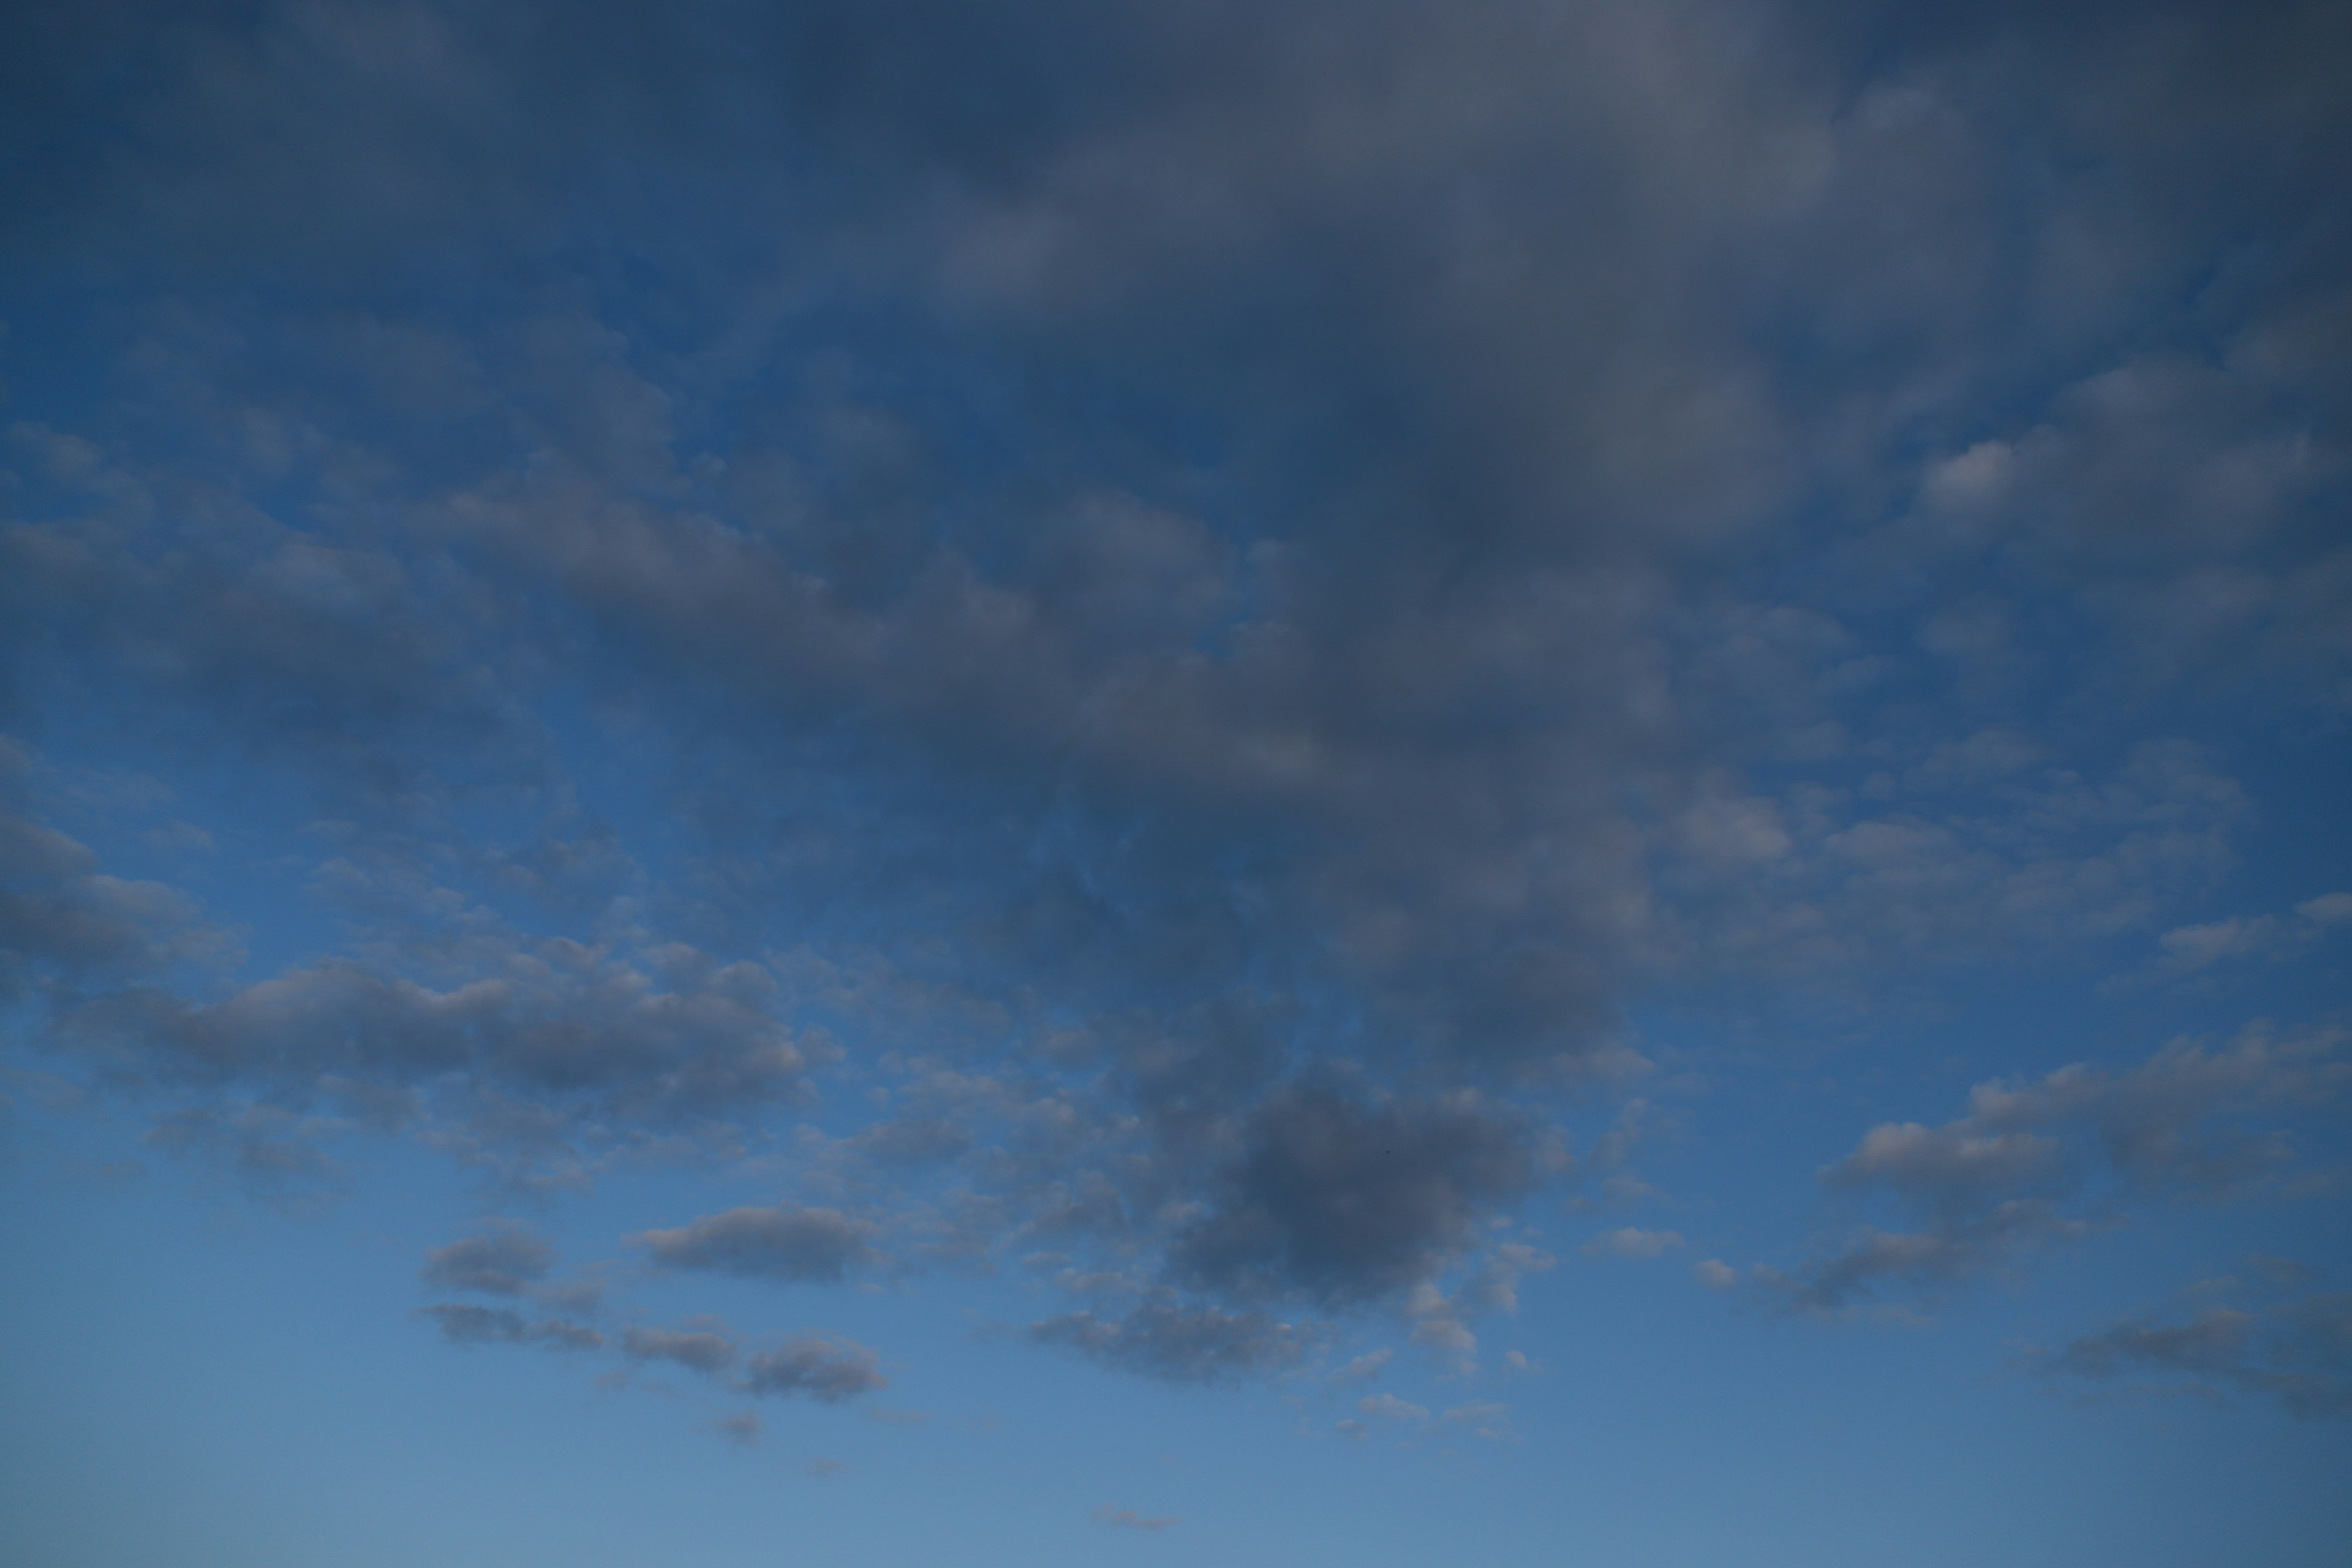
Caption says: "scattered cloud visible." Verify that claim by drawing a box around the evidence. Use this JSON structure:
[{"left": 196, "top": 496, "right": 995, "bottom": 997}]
[{"left": 1760, "top": 1023, "right": 2348, "bottom": 1314}]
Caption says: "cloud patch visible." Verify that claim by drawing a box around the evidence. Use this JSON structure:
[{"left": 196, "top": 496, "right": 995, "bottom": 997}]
[{"left": 636, "top": 1205, "right": 878, "bottom": 1284}]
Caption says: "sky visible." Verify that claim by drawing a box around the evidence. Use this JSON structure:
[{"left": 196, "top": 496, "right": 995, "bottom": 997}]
[{"left": 1, "top": 1, "right": 2348, "bottom": 1562}]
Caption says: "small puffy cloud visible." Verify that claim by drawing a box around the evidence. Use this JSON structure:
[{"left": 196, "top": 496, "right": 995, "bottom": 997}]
[
  {"left": 636, "top": 1204, "right": 877, "bottom": 1283},
  {"left": 1694, "top": 1259, "right": 1740, "bottom": 1291},
  {"left": 1583, "top": 1227, "right": 1686, "bottom": 1260},
  {"left": 421, "top": 1225, "right": 556, "bottom": 1295}
]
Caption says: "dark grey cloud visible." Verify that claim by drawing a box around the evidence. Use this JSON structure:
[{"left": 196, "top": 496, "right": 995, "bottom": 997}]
[
  {"left": 635, "top": 1204, "right": 877, "bottom": 1283},
  {"left": 1174, "top": 1084, "right": 1546, "bottom": 1306},
  {"left": 421, "top": 1225, "right": 556, "bottom": 1296}
]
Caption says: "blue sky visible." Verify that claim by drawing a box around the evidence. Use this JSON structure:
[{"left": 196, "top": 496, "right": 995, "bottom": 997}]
[{"left": 2, "top": 1, "right": 2348, "bottom": 1562}]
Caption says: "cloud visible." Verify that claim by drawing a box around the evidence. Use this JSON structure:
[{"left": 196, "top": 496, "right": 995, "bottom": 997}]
[
  {"left": 737, "top": 1336, "right": 886, "bottom": 1403},
  {"left": 1442, "top": 1401, "right": 1513, "bottom": 1439},
  {"left": 1172, "top": 1083, "right": 1544, "bottom": 1306},
  {"left": 421, "top": 1226, "right": 556, "bottom": 1295},
  {"left": 610, "top": 1320, "right": 880, "bottom": 1403},
  {"left": 1764, "top": 1022, "right": 2348, "bottom": 1313},
  {"left": 418, "top": 1304, "right": 605, "bottom": 1352},
  {"left": 0, "top": 743, "right": 232, "bottom": 999},
  {"left": 1091, "top": 1507, "right": 1175, "bottom": 1532},
  {"left": 710, "top": 1411, "right": 762, "bottom": 1447},
  {"left": 1583, "top": 1227, "right": 1686, "bottom": 1261},
  {"left": 2040, "top": 1295, "right": 2352, "bottom": 1420},
  {"left": 2298, "top": 893, "right": 2352, "bottom": 925},
  {"left": 622, "top": 1325, "right": 739, "bottom": 1376},
  {"left": 635, "top": 1205, "right": 877, "bottom": 1284},
  {"left": 1356, "top": 1393, "right": 1429, "bottom": 1424},
  {"left": 1756, "top": 1203, "right": 2090, "bottom": 1318},
  {"left": 3, "top": 0, "right": 2348, "bottom": 1412},
  {"left": 1030, "top": 1298, "right": 1304, "bottom": 1384}
]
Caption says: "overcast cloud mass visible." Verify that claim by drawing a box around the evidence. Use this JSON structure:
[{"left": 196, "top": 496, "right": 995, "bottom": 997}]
[{"left": 2, "top": 2, "right": 2348, "bottom": 1563}]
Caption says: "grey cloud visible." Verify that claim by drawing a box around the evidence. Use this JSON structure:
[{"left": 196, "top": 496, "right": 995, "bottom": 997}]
[
  {"left": 1758, "top": 1201, "right": 2090, "bottom": 1317},
  {"left": 1173, "top": 1084, "right": 1544, "bottom": 1306},
  {"left": 622, "top": 1324, "right": 739, "bottom": 1376},
  {"left": 0, "top": 744, "right": 231, "bottom": 998},
  {"left": 419, "top": 1303, "right": 605, "bottom": 1352},
  {"left": 140, "top": 1104, "right": 347, "bottom": 1208},
  {"left": 1030, "top": 1298, "right": 1305, "bottom": 1384},
  {"left": 421, "top": 1226, "right": 556, "bottom": 1296},
  {"left": 2043, "top": 1295, "right": 2352, "bottom": 1420},
  {"left": 635, "top": 1204, "right": 876, "bottom": 1283},
  {"left": 55, "top": 941, "right": 811, "bottom": 1131},
  {"left": 1769, "top": 1022, "right": 2346, "bottom": 1312},
  {"left": 737, "top": 1336, "right": 886, "bottom": 1403}
]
